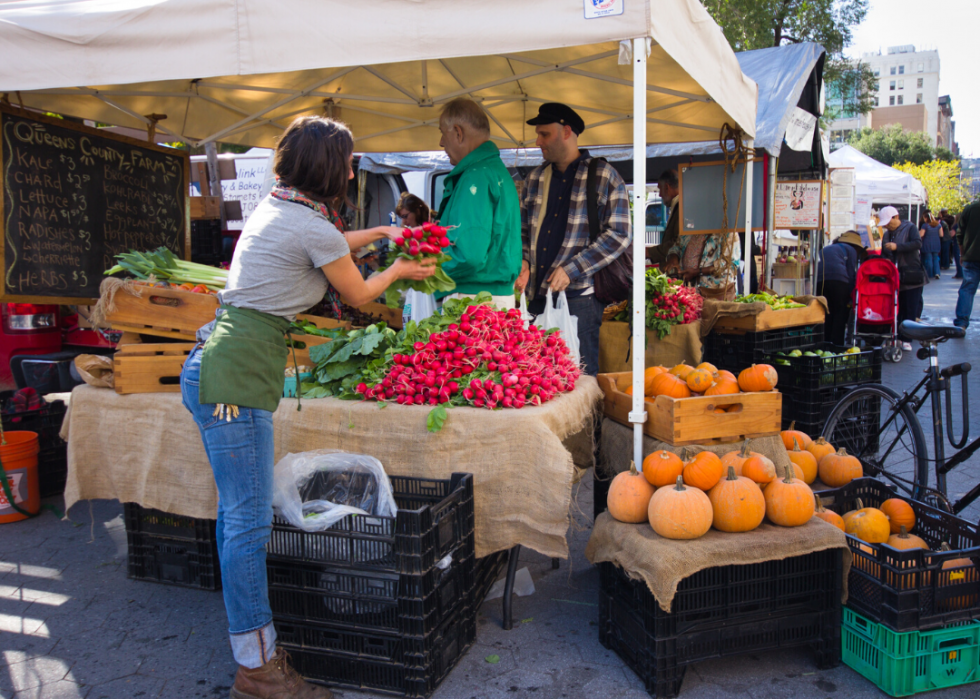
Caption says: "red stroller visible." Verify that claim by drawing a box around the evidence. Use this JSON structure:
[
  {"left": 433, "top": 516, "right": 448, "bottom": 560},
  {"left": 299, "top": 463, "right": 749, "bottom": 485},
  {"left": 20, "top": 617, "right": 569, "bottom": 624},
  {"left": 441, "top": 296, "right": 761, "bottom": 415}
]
[{"left": 852, "top": 255, "right": 903, "bottom": 362}]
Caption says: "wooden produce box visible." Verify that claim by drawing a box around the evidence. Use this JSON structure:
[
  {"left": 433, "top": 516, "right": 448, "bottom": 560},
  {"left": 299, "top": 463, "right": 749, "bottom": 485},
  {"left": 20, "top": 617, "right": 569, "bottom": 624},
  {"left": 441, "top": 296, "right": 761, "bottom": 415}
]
[
  {"left": 339, "top": 297, "right": 403, "bottom": 329},
  {"left": 295, "top": 314, "right": 350, "bottom": 331},
  {"left": 105, "top": 286, "right": 218, "bottom": 341},
  {"left": 288, "top": 334, "right": 334, "bottom": 369},
  {"left": 114, "top": 340, "right": 195, "bottom": 394},
  {"left": 598, "top": 372, "right": 782, "bottom": 446},
  {"left": 713, "top": 298, "right": 825, "bottom": 333},
  {"left": 772, "top": 262, "right": 810, "bottom": 279}
]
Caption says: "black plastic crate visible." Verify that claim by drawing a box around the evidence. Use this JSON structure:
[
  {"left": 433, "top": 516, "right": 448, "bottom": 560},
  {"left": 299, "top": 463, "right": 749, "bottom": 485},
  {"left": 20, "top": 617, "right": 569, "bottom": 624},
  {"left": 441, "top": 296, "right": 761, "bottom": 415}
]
[
  {"left": 778, "top": 385, "right": 858, "bottom": 436},
  {"left": 702, "top": 324, "right": 823, "bottom": 372},
  {"left": 124, "top": 502, "right": 217, "bottom": 542},
  {"left": 599, "top": 584, "right": 840, "bottom": 698},
  {"left": 267, "top": 473, "right": 474, "bottom": 575},
  {"left": 190, "top": 219, "right": 223, "bottom": 265},
  {"left": 37, "top": 447, "right": 67, "bottom": 499},
  {"left": 267, "top": 549, "right": 472, "bottom": 637},
  {"left": 819, "top": 478, "right": 980, "bottom": 632},
  {"left": 469, "top": 551, "right": 509, "bottom": 612},
  {"left": 126, "top": 531, "right": 220, "bottom": 590},
  {"left": 2, "top": 393, "right": 68, "bottom": 497},
  {"left": 282, "top": 605, "right": 476, "bottom": 698},
  {"left": 599, "top": 547, "right": 843, "bottom": 639},
  {"left": 766, "top": 343, "right": 882, "bottom": 391}
]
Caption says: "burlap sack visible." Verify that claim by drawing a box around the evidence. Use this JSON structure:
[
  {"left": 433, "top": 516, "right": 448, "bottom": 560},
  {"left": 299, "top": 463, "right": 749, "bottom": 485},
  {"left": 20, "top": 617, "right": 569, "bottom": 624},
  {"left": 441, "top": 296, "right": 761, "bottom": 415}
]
[
  {"left": 598, "top": 321, "right": 702, "bottom": 374},
  {"left": 700, "top": 295, "right": 829, "bottom": 337},
  {"left": 596, "top": 418, "right": 792, "bottom": 482},
  {"left": 585, "top": 512, "right": 851, "bottom": 611},
  {"left": 73, "top": 355, "right": 114, "bottom": 388},
  {"left": 62, "top": 379, "right": 602, "bottom": 559}
]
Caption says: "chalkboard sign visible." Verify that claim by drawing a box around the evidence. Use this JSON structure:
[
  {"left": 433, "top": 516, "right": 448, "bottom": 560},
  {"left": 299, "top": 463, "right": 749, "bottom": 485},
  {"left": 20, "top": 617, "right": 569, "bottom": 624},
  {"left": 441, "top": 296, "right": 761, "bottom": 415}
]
[
  {"left": 677, "top": 159, "right": 765, "bottom": 235},
  {"left": 1, "top": 107, "right": 189, "bottom": 302}
]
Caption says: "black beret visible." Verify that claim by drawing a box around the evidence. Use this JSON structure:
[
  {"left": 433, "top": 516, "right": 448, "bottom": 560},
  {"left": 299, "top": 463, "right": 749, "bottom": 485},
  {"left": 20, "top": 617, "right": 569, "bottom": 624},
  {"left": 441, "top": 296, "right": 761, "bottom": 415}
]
[{"left": 526, "top": 103, "right": 585, "bottom": 135}]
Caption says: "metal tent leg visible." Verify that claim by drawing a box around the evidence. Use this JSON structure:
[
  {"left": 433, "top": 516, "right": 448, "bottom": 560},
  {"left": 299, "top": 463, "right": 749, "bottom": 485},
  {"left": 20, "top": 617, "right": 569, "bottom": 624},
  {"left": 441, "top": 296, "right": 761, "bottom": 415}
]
[{"left": 502, "top": 544, "right": 521, "bottom": 630}]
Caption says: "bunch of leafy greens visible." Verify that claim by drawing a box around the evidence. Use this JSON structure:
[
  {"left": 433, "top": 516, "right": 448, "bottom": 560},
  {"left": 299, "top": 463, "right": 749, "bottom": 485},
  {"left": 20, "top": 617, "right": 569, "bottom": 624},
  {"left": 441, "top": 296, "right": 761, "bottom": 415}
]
[
  {"left": 613, "top": 268, "right": 682, "bottom": 339},
  {"left": 735, "top": 293, "right": 805, "bottom": 310},
  {"left": 382, "top": 253, "right": 456, "bottom": 308}
]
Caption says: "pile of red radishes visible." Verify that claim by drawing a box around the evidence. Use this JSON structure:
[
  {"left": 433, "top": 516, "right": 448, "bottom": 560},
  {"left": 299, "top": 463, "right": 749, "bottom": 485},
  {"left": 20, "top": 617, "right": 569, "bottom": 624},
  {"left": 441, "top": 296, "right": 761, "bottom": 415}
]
[
  {"left": 650, "top": 284, "right": 703, "bottom": 325},
  {"left": 356, "top": 305, "right": 580, "bottom": 409},
  {"left": 394, "top": 222, "right": 452, "bottom": 257}
]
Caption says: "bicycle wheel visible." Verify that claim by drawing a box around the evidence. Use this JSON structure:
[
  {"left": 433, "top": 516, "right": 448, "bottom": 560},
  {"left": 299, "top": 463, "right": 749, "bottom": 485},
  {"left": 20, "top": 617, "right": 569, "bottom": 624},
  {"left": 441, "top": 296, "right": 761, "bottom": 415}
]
[{"left": 822, "top": 384, "right": 929, "bottom": 499}]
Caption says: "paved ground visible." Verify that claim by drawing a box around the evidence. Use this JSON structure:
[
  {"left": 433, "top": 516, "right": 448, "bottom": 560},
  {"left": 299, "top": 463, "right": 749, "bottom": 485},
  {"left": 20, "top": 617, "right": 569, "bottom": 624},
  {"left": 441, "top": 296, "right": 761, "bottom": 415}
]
[{"left": 3, "top": 270, "right": 980, "bottom": 699}]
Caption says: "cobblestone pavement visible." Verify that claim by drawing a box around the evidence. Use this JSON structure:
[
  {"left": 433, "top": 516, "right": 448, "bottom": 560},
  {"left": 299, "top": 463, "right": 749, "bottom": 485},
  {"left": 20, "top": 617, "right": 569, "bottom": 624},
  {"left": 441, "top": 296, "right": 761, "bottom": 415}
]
[{"left": 3, "top": 272, "right": 980, "bottom": 699}]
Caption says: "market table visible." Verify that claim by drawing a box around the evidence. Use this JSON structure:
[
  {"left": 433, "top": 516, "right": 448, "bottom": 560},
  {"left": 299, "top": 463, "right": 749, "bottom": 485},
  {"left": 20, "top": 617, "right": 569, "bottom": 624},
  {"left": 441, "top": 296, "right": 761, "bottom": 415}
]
[{"left": 61, "top": 379, "right": 601, "bottom": 562}]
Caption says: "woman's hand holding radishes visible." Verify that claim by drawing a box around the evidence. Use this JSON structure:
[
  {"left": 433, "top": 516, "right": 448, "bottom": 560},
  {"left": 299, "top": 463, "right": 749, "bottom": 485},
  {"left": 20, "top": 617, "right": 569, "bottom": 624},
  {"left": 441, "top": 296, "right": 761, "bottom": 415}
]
[{"left": 380, "top": 222, "right": 458, "bottom": 305}]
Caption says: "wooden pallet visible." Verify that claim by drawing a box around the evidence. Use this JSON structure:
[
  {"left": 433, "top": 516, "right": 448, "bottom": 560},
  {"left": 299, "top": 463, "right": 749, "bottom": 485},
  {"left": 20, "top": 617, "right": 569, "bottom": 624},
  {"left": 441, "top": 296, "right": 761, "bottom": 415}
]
[
  {"left": 114, "top": 341, "right": 196, "bottom": 394},
  {"left": 598, "top": 372, "right": 781, "bottom": 446},
  {"left": 713, "top": 298, "right": 825, "bottom": 333},
  {"left": 105, "top": 286, "right": 218, "bottom": 341}
]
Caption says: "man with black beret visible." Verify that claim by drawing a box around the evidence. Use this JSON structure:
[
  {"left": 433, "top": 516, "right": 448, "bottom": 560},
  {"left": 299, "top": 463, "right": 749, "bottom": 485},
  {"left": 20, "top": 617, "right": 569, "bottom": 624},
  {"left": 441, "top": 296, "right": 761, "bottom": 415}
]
[{"left": 514, "top": 103, "right": 631, "bottom": 376}]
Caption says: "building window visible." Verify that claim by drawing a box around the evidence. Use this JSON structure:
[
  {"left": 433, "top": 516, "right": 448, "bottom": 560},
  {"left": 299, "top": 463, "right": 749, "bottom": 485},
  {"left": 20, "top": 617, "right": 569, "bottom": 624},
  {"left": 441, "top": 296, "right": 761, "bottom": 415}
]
[
  {"left": 897, "top": 95, "right": 904, "bottom": 105},
  {"left": 918, "top": 63, "right": 924, "bottom": 72},
  {"left": 890, "top": 80, "right": 896, "bottom": 90},
  {"left": 917, "top": 78, "right": 923, "bottom": 88},
  {"left": 898, "top": 80, "right": 904, "bottom": 89},
  {"left": 875, "top": 96, "right": 880, "bottom": 106},
  {"left": 889, "top": 96, "right": 895, "bottom": 106},
  {"left": 899, "top": 66, "right": 905, "bottom": 74},
  {"left": 874, "top": 68, "right": 880, "bottom": 77},
  {"left": 916, "top": 93, "right": 923, "bottom": 104},
  {"left": 890, "top": 66, "right": 897, "bottom": 75}
]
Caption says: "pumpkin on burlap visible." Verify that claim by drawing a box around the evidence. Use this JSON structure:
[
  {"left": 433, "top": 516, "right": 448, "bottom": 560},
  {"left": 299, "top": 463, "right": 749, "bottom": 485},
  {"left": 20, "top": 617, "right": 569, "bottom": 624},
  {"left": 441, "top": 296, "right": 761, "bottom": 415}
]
[
  {"left": 708, "top": 467, "right": 765, "bottom": 533},
  {"left": 682, "top": 450, "right": 724, "bottom": 491},
  {"left": 788, "top": 438, "right": 818, "bottom": 484},
  {"left": 807, "top": 437, "right": 835, "bottom": 464},
  {"left": 642, "top": 450, "right": 684, "bottom": 488},
  {"left": 781, "top": 422, "right": 813, "bottom": 450},
  {"left": 818, "top": 448, "right": 863, "bottom": 487},
  {"left": 741, "top": 454, "right": 777, "bottom": 485},
  {"left": 648, "top": 476, "right": 713, "bottom": 540},
  {"left": 607, "top": 461, "right": 655, "bottom": 524},
  {"left": 764, "top": 466, "right": 815, "bottom": 527}
]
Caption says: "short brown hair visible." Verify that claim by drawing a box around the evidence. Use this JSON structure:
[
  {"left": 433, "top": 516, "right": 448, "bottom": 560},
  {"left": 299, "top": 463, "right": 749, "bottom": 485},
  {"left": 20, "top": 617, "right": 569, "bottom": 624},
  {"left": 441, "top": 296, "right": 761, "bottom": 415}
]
[
  {"left": 273, "top": 116, "right": 354, "bottom": 204},
  {"left": 440, "top": 98, "right": 490, "bottom": 135},
  {"left": 397, "top": 192, "right": 430, "bottom": 224}
]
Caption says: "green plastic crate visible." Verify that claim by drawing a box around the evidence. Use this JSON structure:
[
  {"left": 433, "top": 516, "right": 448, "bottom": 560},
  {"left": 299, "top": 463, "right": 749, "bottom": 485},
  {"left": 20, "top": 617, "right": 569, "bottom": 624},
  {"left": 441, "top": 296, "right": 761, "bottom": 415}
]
[
  {"left": 283, "top": 372, "right": 312, "bottom": 398},
  {"left": 842, "top": 607, "right": 980, "bottom": 696}
]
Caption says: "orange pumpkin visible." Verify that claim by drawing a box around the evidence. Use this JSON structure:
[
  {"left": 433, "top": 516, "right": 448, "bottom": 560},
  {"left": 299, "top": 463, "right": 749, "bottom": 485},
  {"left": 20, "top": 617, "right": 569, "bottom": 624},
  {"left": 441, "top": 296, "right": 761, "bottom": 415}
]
[
  {"left": 813, "top": 495, "right": 845, "bottom": 531},
  {"left": 819, "top": 448, "right": 863, "bottom": 487},
  {"left": 708, "top": 466, "right": 766, "bottom": 532},
  {"left": 741, "top": 454, "right": 777, "bottom": 485},
  {"left": 854, "top": 542, "right": 880, "bottom": 575},
  {"left": 806, "top": 437, "right": 836, "bottom": 464},
  {"left": 938, "top": 543, "right": 977, "bottom": 611},
  {"left": 886, "top": 525, "right": 929, "bottom": 551},
  {"left": 705, "top": 378, "right": 740, "bottom": 396},
  {"left": 644, "top": 366, "right": 668, "bottom": 393},
  {"left": 650, "top": 372, "right": 692, "bottom": 399},
  {"left": 696, "top": 362, "right": 718, "bottom": 374},
  {"left": 788, "top": 438, "right": 818, "bottom": 484},
  {"left": 686, "top": 368, "right": 714, "bottom": 393},
  {"left": 764, "top": 466, "right": 815, "bottom": 527},
  {"left": 682, "top": 450, "right": 725, "bottom": 491},
  {"left": 738, "top": 364, "right": 779, "bottom": 392},
  {"left": 642, "top": 450, "right": 684, "bottom": 488},
  {"left": 841, "top": 498, "right": 867, "bottom": 530},
  {"left": 720, "top": 441, "right": 753, "bottom": 475},
  {"left": 607, "top": 461, "right": 656, "bottom": 523},
  {"left": 781, "top": 422, "right": 813, "bottom": 450},
  {"left": 880, "top": 498, "right": 916, "bottom": 535},
  {"left": 716, "top": 370, "right": 738, "bottom": 383},
  {"left": 648, "top": 476, "right": 713, "bottom": 540},
  {"left": 940, "top": 542, "right": 974, "bottom": 570},
  {"left": 670, "top": 363, "right": 694, "bottom": 380},
  {"left": 845, "top": 506, "right": 891, "bottom": 544},
  {"left": 625, "top": 384, "right": 634, "bottom": 395}
]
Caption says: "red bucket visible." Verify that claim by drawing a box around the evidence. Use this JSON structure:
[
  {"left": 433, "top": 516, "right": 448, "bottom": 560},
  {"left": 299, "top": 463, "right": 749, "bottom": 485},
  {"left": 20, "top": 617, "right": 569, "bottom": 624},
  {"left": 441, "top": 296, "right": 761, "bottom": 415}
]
[{"left": 0, "top": 431, "right": 40, "bottom": 524}]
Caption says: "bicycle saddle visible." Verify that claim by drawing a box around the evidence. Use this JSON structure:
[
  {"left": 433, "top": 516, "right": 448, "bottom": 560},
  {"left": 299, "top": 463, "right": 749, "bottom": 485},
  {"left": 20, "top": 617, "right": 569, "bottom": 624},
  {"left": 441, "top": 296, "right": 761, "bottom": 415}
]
[{"left": 899, "top": 321, "right": 966, "bottom": 341}]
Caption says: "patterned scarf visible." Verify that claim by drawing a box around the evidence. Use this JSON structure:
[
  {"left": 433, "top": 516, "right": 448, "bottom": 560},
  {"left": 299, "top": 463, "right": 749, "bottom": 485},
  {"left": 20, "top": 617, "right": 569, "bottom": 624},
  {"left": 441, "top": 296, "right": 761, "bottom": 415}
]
[{"left": 269, "top": 184, "right": 345, "bottom": 319}]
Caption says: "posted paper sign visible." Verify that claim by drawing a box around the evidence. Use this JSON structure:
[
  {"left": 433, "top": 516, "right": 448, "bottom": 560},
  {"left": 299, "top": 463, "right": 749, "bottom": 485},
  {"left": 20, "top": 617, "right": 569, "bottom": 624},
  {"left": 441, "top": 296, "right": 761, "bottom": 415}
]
[
  {"left": 784, "top": 107, "right": 818, "bottom": 152},
  {"left": 774, "top": 181, "right": 822, "bottom": 229},
  {"left": 585, "top": 0, "right": 624, "bottom": 19}
]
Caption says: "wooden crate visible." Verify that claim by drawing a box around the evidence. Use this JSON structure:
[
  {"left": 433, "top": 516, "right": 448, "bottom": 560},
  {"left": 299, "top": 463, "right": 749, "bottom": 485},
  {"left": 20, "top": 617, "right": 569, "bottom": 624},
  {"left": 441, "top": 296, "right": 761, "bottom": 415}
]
[
  {"left": 772, "top": 262, "right": 810, "bottom": 279},
  {"left": 295, "top": 314, "right": 350, "bottom": 331},
  {"left": 712, "top": 298, "right": 825, "bottom": 333},
  {"left": 114, "top": 341, "right": 196, "bottom": 394},
  {"left": 105, "top": 286, "right": 218, "bottom": 341},
  {"left": 288, "top": 334, "right": 334, "bottom": 369},
  {"left": 339, "top": 297, "right": 403, "bottom": 329},
  {"left": 598, "top": 372, "right": 782, "bottom": 446},
  {"left": 189, "top": 196, "right": 221, "bottom": 220}
]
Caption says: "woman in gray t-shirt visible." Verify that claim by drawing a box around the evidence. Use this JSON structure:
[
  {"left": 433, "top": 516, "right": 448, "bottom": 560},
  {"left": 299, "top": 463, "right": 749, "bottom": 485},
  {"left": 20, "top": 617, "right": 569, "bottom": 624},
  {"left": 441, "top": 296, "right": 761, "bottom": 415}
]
[{"left": 181, "top": 116, "right": 433, "bottom": 699}]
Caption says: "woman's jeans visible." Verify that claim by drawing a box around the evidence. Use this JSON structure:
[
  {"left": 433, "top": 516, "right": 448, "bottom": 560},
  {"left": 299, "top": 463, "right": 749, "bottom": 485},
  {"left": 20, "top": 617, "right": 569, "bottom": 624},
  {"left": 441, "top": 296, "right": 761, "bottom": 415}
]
[
  {"left": 922, "top": 252, "right": 940, "bottom": 278},
  {"left": 941, "top": 239, "right": 952, "bottom": 269},
  {"left": 898, "top": 287, "right": 924, "bottom": 338},
  {"left": 955, "top": 261, "right": 980, "bottom": 329},
  {"left": 180, "top": 347, "right": 277, "bottom": 669}
]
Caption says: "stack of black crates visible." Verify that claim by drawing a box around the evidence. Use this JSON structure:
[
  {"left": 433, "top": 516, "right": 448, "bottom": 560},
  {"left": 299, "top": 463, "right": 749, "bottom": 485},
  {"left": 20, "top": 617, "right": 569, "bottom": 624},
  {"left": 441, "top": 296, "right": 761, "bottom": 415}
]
[
  {"left": 265, "top": 473, "right": 480, "bottom": 698},
  {"left": 124, "top": 503, "right": 221, "bottom": 590},
  {"left": 1, "top": 392, "right": 68, "bottom": 498},
  {"left": 702, "top": 323, "right": 824, "bottom": 377},
  {"left": 190, "top": 219, "right": 224, "bottom": 267},
  {"left": 598, "top": 549, "right": 843, "bottom": 697}
]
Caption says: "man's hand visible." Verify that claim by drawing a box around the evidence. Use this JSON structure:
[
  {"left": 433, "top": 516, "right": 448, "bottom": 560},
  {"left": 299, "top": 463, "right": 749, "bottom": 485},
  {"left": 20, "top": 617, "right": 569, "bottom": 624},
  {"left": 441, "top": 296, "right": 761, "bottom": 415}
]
[
  {"left": 885, "top": 242, "right": 898, "bottom": 251},
  {"left": 515, "top": 260, "right": 530, "bottom": 293},
  {"left": 547, "top": 266, "right": 571, "bottom": 292}
]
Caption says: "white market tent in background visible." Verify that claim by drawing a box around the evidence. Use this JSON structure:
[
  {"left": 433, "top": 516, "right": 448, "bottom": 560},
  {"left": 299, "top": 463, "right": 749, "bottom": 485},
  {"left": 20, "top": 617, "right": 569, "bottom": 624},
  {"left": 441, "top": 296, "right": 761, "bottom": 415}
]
[
  {"left": 828, "top": 145, "right": 927, "bottom": 206},
  {"left": 0, "top": 0, "right": 758, "bottom": 468}
]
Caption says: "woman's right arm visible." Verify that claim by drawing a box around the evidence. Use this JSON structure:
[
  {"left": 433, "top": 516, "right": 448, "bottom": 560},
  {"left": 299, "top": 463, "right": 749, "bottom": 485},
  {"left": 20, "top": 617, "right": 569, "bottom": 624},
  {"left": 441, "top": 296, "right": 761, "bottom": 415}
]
[{"left": 320, "top": 256, "right": 435, "bottom": 307}]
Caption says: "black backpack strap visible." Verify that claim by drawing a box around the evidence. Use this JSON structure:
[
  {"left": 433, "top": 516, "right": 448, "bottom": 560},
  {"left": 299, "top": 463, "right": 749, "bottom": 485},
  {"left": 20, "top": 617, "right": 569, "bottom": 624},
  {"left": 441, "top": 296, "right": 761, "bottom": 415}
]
[{"left": 587, "top": 157, "right": 602, "bottom": 244}]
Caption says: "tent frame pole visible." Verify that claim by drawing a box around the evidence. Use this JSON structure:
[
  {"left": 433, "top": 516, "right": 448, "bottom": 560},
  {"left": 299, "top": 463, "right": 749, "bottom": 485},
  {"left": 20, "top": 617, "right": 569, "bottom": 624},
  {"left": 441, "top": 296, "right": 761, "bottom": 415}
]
[
  {"left": 631, "top": 37, "right": 648, "bottom": 471},
  {"left": 765, "top": 155, "right": 777, "bottom": 290},
  {"left": 743, "top": 140, "right": 755, "bottom": 294}
]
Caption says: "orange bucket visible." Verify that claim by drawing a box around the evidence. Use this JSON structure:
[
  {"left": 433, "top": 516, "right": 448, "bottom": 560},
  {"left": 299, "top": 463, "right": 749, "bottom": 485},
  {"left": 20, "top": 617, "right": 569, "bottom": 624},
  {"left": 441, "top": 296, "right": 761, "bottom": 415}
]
[{"left": 0, "top": 431, "right": 40, "bottom": 524}]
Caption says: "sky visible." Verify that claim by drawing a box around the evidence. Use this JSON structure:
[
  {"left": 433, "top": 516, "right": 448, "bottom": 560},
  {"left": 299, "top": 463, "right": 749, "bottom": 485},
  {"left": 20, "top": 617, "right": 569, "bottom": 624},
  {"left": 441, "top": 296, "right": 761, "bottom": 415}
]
[{"left": 847, "top": 0, "right": 978, "bottom": 157}]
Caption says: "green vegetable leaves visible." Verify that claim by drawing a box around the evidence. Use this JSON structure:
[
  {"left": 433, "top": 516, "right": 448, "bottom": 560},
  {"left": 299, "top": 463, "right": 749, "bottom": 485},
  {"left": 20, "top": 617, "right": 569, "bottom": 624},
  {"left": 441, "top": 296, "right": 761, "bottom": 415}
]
[{"left": 426, "top": 404, "right": 448, "bottom": 432}]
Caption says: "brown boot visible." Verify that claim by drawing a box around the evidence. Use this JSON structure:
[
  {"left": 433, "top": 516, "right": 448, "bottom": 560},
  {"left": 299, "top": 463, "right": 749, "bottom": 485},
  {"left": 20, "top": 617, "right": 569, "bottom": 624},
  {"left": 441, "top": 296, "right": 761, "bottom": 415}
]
[{"left": 230, "top": 648, "right": 333, "bottom": 699}]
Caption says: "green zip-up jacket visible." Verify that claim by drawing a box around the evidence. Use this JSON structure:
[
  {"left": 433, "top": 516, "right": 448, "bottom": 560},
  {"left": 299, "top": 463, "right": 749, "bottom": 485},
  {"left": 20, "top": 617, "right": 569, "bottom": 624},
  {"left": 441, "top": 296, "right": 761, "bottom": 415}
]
[
  {"left": 435, "top": 141, "right": 522, "bottom": 299},
  {"left": 957, "top": 202, "right": 980, "bottom": 263}
]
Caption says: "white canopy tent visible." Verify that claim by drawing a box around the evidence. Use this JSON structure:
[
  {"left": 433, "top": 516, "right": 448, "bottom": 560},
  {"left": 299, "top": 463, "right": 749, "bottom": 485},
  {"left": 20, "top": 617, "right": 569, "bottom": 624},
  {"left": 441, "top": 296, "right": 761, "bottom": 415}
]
[
  {"left": 827, "top": 145, "right": 927, "bottom": 206},
  {"left": 0, "top": 0, "right": 758, "bottom": 468}
]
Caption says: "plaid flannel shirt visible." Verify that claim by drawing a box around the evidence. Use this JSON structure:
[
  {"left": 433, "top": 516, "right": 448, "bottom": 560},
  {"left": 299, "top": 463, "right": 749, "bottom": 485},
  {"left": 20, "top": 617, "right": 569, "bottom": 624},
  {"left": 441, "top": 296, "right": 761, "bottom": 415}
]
[{"left": 520, "top": 157, "right": 632, "bottom": 300}]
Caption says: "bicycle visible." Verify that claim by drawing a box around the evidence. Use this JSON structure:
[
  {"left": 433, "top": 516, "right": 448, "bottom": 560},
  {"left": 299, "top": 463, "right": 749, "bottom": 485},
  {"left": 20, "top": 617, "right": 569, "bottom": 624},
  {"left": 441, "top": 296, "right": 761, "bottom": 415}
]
[{"left": 821, "top": 320, "right": 980, "bottom": 520}]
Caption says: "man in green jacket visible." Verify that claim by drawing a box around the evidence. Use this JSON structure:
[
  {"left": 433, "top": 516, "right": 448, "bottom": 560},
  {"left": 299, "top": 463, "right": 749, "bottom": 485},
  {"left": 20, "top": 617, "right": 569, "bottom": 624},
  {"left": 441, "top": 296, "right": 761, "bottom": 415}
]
[{"left": 435, "top": 98, "right": 522, "bottom": 307}]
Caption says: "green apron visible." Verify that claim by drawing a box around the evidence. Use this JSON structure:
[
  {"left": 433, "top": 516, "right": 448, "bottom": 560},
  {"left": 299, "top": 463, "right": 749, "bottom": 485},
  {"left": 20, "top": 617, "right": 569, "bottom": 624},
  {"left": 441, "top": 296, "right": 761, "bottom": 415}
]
[{"left": 199, "top": 305, "right": 291, "bottom": 413}]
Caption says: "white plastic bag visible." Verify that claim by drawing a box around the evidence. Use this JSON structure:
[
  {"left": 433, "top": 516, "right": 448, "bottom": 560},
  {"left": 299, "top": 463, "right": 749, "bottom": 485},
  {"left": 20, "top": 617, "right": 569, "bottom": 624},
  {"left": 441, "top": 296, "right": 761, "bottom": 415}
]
[
  {"left": 404, "top": 289, "right": 437, "bottom": 324},
  {"left": 518, "top": 293, "right": 534, "bottom": 329},
  {"left": 272, "top": 449, "right": 397, "bottom": 533},
  {"left": 533, "top": 289, "right": 581, "bottom": 366}
]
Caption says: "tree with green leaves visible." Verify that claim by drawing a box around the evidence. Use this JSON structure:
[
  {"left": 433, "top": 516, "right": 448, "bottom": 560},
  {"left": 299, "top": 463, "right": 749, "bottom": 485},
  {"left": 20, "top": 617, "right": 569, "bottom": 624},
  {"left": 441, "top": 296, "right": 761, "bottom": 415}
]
[
  {"left": 848, "top": 124, "right": 954, "bottom": 166},
  {"left": 893, "top": 160, "right": 970, "bottom": 214},
  {"left": 701, "top": 0, "right": 877, "bottom": 119}
]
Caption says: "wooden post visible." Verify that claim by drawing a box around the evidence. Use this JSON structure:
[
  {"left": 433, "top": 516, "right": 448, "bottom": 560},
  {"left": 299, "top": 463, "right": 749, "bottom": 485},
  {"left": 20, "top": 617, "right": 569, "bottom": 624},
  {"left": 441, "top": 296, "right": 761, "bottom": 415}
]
[{"left": 204, "top": 142, "right": 227, "bottom": 230}]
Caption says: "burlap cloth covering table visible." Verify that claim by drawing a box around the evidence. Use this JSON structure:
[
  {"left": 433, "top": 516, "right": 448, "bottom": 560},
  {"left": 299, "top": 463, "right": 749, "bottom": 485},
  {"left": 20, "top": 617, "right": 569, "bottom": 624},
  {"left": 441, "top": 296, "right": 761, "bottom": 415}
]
[
  {"left": 60, "top": 379, "right": 603, "bottom": 559},
  {"left": 586, "top": 512, "right": 850, "bottom": 611},
  {"left": 700, "top": 295, "right": 828, "bottom": 337},
  {"left": 598, "top": 321, "right": 702, "bottom": 373}
]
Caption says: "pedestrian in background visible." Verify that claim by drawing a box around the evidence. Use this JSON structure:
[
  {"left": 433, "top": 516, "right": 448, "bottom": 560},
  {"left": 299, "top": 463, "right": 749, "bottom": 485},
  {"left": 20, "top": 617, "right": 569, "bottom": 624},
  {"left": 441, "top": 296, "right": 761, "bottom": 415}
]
[
  {"left": 954, "top": 200, "right": 980, "bottom": 330},
  {"left": 944, "top": 209, "right": 963, "bottom": 279},
  {"left": 817, "top": 231, "right": 867, "bottom": 345},
  {"left": 919, "top": 209, "right": 942, "bottom": 280},
  {"left": 939, "top": 208, "right": 953, "bottom": 270},
  {"left": 396, "top": 192, "right": 430, "bottom": 227},
  {"left": 880, "top": 205, "right": 924, "bottom": 351}
]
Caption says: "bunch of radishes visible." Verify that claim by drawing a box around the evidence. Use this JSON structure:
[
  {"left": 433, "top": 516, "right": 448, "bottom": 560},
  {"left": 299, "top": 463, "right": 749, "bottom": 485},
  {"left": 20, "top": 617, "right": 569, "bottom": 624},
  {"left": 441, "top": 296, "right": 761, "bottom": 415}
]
[
  {"left": 394, "top": 222, "right": 452, "bottom": 258},
  {"left": 649, "top": 283, "right": 702, "bottom": 325},
  {"left": 674, "top": 285, "right": 703, "bottom": 324},
  {"left": 356, "top": 305, "right": 579, "bottom": 409}
]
